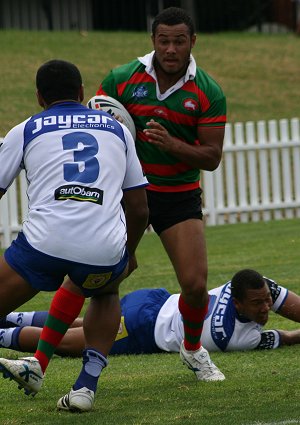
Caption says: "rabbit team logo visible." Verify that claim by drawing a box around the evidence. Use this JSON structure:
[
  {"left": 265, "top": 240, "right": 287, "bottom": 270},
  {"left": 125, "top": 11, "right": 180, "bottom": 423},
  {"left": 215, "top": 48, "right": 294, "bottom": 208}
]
[{"left": 183, "top": 98, "right": 198, "bottom": 111}]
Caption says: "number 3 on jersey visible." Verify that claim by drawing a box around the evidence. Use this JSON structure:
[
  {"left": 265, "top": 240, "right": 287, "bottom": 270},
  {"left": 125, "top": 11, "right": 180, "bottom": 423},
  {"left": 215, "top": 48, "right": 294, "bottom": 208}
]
[{"left": 62, "top": 132, "right": 100, "bottom": 183}]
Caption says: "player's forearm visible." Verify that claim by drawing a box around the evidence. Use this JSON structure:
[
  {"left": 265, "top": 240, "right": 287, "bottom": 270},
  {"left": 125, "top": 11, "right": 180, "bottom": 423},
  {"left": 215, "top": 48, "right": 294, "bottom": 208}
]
[
  {"left": 278, "top": 291, "right": 300, "bottom": 322},
  {"left": 144, "top": 120, "right": 225, "bottom": 170},
  {"left": 126, "top": 206, "right": 149, "bottom": 256},
  {"left": 166, "top": 140, "right": 222, "bottom": 170},
  {"left": 122, "top": 187, "right": 149, "bottom": 257},
  {"left": 278, "top": 329, "right": 300, "bottom": 346}
]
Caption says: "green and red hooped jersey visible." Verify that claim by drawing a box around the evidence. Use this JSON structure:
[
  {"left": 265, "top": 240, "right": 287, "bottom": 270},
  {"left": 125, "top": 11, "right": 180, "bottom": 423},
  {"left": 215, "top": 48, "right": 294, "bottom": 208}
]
[{"left": 97, "top": 59, "right": 226, "bottom": 192}]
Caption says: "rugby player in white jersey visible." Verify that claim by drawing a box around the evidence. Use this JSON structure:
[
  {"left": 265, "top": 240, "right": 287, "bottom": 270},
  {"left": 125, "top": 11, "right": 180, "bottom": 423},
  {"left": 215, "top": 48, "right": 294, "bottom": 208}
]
[
  {"left": 0, "top": 59, "right": 149, "bottom": 412},
  {"left": 1, "top": 269, "right": 300, "bottom": 358}
]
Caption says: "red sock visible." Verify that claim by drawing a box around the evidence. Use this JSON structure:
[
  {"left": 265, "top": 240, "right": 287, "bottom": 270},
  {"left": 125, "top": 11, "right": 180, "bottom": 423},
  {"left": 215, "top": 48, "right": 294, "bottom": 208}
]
[
  {"left": 34, "top": 286, "right": 85, "bottom": 373},
  {"left": 178, "top": 294, "right": 208, "bottom": 352}
]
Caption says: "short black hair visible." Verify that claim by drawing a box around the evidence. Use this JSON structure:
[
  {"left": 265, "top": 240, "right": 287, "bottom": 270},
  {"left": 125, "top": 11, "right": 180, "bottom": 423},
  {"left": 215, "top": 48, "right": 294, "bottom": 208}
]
[
  {"left": 231, "top": 269, "right": 265, "bottom": 301},
  {"left": 152, "top": 7, "right": 195, "bottom": 37},
  {"left": 36, "top": 59, "right": 82, "bottom": 105}
]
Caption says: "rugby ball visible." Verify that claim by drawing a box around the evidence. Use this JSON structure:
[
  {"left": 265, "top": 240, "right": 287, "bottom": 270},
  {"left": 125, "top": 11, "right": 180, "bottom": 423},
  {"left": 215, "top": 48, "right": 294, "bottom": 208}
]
[{"left": 87, "top": 95, "right": 136, "bottom": 140}]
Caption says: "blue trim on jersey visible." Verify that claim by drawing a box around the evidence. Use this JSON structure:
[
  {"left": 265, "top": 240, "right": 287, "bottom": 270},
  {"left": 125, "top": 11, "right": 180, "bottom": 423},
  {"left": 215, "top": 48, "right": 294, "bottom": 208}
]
[
  {"left": 210, "top": 282, "right": 236, "bottom": 351},
  {"left": 4, "top": 231, "right": 128, "bottom": 297},
  {"left": 110, "top": 288, "right": 171, "bottom": 355},
  {"left": 123, "top": 182, "right": 149, "bottom": 191},
  {"left": 264, "top": 276, "right": 289, "bottom": 312},
  {"left": 277, "top": 290, "right": 288, "bottom": 311},
  {"left": 277, "top": 329, "right": 282, "bottom": 347},
  {"left": 23, "top": 102, "right": 127, "bottom": 150},
  {"left": 206, "top": 295, "right": 217, "bottom": 319}
]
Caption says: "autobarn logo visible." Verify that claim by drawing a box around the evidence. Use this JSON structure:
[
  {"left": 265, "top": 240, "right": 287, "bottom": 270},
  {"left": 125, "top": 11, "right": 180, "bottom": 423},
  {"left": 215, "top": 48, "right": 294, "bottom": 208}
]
[{"left": 55, "top": 184, "right": 103, "bottom": 205}]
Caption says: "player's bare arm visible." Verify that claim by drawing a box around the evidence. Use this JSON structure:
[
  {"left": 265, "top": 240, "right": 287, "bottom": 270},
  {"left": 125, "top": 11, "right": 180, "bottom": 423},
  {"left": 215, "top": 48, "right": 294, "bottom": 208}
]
[
  {"left": 123, "top": 188, "right": 149, "bottom": 276},
  {"left": 277, "top": 329, "right": 300, "bottom": 346},
  {"left": 277, "top": 290, "right": 300, "bottom": 322},
  {"left": 143, "top": 120, "right": 224, "bottom": 171}
]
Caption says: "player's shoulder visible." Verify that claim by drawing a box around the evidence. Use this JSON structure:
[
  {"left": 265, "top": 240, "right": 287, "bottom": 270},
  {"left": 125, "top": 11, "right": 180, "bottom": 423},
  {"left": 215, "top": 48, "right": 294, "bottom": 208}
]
[
  {"left": 208, "top": 281, "right": 231, "bottom": 297},
  {"left": 3, "top": 117, "right": 31, "bottom": 142},
  {"left": 264, "top": 276, "right": 283, "bottom": 296},
  {"left": 194, "top": 66, "right": 225, "bottom": 96},
  {"left": 111, "top": 58, "right": 144, "bottom": 80},
  {"left": 264, "top": 276, "right": 288, "bottom": 310},
  {"left": 195, "top": 65, "right": 220, "bottom": 84}
]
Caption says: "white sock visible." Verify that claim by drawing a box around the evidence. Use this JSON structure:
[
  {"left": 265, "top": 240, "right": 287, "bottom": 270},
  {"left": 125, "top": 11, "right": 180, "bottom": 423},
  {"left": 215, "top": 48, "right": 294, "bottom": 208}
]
[
  {"left": 6, "top": 312, "right": 35, "bottom": 327},
  {"left": 0, "top": 328, "right": 15, "bottom": 347}
]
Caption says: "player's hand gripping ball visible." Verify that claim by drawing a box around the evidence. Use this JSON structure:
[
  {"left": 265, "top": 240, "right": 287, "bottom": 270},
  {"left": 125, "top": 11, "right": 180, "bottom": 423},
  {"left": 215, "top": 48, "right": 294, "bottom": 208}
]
[{"left": 87, "top": 95, "right": 136, "bottom": 140}]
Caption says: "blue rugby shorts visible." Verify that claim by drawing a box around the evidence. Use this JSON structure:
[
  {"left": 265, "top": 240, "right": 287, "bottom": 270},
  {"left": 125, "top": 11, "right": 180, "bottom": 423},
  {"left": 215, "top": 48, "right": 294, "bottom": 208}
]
[{"left": 4, "top": 232, "right": 128, "bottom": 297}]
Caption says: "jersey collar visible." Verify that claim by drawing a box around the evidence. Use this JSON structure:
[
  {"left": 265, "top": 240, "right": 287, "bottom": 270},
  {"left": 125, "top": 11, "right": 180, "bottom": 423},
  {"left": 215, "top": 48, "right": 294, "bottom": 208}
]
[{"left": 138, "top": 51, "right": 196, "bottom": 100}]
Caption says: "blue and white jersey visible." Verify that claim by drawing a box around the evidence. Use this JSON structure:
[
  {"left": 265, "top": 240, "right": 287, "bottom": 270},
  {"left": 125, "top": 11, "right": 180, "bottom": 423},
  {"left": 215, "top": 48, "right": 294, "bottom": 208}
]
[
  {"left": 154, "top": 277, "right": 288, "bottom": 352},
  {"left": 0, "top": 102, "right": 147, "bottom": 265}
]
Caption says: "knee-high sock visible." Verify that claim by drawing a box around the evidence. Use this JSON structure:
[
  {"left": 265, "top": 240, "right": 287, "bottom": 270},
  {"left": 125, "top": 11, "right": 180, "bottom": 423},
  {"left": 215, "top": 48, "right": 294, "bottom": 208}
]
[
  {"left": 178, "top": 294, "right": 208, "bottom": 351},
  {"left": 34, "top": 287, "right": 85, "bottom": 373}
]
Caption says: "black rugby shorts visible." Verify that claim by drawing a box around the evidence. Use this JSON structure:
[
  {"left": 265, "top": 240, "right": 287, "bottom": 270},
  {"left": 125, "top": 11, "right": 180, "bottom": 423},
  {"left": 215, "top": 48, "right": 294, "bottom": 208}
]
[{"left": 147, "top": 188, "right": 203, "bottom": 235}]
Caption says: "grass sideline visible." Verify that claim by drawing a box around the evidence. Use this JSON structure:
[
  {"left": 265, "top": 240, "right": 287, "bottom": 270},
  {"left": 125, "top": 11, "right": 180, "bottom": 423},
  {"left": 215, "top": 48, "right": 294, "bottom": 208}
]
[
  {"left": 0, "top": 218, "right": 300, "bottom": 424},
  {"left": 0, "top": 30, "right": 300, "bottom": 136}
]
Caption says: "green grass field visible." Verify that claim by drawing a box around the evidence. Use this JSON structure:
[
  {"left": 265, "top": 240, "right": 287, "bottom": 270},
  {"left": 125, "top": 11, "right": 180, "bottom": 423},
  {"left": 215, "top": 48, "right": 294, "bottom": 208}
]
[
  {"left": 0, "top": 30, "right": 300, "bottom": 136},
  {"left": 0, "top": 30, "right": 300, "bottom": 424},
  {"left": 1, "top": 219, "right": 300, "bottom": 424}
]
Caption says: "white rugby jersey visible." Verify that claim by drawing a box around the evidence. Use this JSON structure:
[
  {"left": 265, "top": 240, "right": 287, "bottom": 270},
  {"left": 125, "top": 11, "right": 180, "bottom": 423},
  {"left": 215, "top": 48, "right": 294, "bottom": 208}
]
[
  {"left": 0, "top": 102, "right": 147, "bottom": 265},
  {"left": 154, "top": 277, "right": 288, "bottom": 352}
]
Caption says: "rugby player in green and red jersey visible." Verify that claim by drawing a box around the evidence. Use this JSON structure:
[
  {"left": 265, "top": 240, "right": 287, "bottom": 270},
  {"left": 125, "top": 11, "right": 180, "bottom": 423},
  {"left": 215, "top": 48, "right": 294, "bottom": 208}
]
[{"left": 96, "top": 7, "right": 227, "bottom": 381}]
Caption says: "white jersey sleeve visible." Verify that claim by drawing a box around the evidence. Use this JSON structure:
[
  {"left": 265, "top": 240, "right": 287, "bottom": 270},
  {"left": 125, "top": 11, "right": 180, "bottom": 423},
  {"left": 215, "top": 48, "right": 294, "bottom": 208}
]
[
  {"left": 264, "top": 277, "right": 288, "bottom": 312},
  {"left": 255, "top": 330, "right": 281, "bottom": 349},
  {"left": 0, "top": 120, "right": 29, "bottom": 191}
]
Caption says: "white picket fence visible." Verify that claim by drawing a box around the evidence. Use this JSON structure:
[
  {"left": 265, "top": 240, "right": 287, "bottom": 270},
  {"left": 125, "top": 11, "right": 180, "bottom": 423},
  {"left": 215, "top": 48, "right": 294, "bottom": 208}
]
[
  {"left": 0, "top": 117, "right": 300, "bottom": 248},
  {"left": 203, "top": 117, "right": 300, "bottom": 225}
]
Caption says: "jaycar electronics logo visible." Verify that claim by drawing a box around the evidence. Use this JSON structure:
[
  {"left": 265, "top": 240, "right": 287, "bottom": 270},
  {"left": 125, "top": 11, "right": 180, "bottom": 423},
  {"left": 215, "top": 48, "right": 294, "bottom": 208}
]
[
  {"left": 183, "top": 98, "right": 198, "bottom": 111},
  {"left": 55, "top": 185, "right": 103, "bottom": 205}
]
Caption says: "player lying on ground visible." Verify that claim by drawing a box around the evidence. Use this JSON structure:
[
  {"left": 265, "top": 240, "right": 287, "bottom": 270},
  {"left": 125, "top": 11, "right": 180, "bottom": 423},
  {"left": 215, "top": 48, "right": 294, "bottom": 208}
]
[{"left": 1, "top": 269, "right": 300, "bottom": 356}]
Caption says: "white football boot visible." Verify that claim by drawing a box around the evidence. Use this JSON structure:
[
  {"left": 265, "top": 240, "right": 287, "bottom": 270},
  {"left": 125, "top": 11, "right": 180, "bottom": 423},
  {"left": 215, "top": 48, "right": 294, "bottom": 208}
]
[
  {"left": 180, "top": 342, "right": 225, "bottom": 381},
  {"left": 0, "top": 356, "right": 44, "bottom": 395},
  {"left": 57, "top": 387, "right": 95, "bottom": 412}
]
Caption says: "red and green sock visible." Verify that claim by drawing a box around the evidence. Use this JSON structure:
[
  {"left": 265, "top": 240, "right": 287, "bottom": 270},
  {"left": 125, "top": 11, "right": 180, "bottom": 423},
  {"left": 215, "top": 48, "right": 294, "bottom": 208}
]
[
  {"left": 34, "top": 286, "right": 85, "bottom": 373},
  {"left": 178, "top": 294, "right": 208, "bottom": 352}
]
